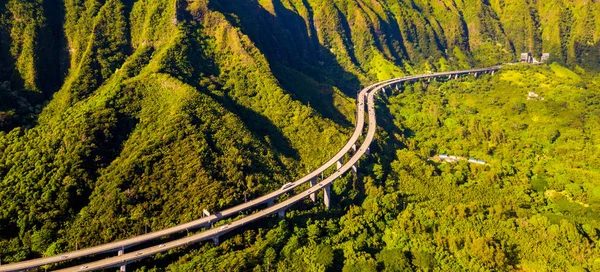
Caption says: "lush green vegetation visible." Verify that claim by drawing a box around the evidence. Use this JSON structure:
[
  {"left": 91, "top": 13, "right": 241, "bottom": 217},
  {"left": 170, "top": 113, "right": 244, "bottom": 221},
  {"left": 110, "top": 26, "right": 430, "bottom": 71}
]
[
  {"left": 155, "top": 65, "right": 600, "bottom": 272},
  {"left": 0, "top": 0, "right": 599, "bottom": 271}
]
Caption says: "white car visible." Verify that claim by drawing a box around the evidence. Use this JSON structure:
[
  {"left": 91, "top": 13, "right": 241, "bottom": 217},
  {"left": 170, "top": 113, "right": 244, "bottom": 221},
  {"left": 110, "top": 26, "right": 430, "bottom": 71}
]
[
  {"left": 60, "top": 255, "right": 68, "bottom": 259},
  {"left": 219, "top": 224, "right": 229, "bottom": 230},
  {"left": 158, "top": 244, "right": 165, "bottom": 248},
  {"left": 79, "top": 266, "right": 88, "bottom": 270},
  {"left": 280, "top": 183, "right": 293, "bottom": 190}
]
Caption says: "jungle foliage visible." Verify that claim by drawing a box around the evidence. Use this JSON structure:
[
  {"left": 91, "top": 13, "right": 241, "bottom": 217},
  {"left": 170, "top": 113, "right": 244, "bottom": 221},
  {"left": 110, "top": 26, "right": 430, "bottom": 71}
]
[
  {"left": 158, "top": 65, "right": 600, "bottom": 272},
  {"left": 0, "top": 0, "right": 599, "bottom": 271}
]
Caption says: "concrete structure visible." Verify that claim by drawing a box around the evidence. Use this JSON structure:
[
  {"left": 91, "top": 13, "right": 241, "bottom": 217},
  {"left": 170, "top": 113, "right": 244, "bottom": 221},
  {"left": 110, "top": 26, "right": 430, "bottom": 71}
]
[
  {"left": 277, "top": 209, "right": 286, "bottom": 218},
  {"left": 323, "top": 184, "right": 332, "bottom": 209},
  {"left": 521, "top": 52, "right": 550, "bottom": 64},
  {"left": 467, "top": 158, "right": 487, "bottom": 165},
  {"left": 527, "top": 91, "right": 544, "bottom": 101},
  {"left": 434, "top": 155, "right": 487, "bottom": 165},
  {"left": 118, "top": 249, "right": 125, "bottom": 272},
  {"left": 0, "top": 65, "right": 504, "bottom": 272},
  {"left": 309, "top": 178, "right": 317, "bottom": 203},
  {"left": 520, "top": 52, "right": 533, "bottom": 63}
]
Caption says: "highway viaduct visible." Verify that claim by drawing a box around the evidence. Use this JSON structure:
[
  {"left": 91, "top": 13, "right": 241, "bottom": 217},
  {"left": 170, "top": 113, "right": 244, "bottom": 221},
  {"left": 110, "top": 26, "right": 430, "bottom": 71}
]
[{"left": 0, "top": 65, "right": 502, "bottom": 272}]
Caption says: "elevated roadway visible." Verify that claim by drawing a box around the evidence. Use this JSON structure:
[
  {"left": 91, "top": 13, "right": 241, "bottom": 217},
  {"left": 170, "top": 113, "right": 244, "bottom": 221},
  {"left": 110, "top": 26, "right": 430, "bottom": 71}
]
[{"left": 0, "top": 65, "right": 501, "bottom": 272}]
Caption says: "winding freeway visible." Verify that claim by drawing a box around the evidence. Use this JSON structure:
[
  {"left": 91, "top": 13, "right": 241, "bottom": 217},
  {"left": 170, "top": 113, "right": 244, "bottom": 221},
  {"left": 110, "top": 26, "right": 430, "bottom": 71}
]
[{"left": 0, "top": 65, "right": 502, "bottom": 272}]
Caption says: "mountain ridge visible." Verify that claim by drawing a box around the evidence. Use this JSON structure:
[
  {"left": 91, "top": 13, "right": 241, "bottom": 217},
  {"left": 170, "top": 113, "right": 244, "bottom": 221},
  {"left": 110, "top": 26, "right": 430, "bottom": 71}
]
[{"left": 0, "top": 0, "right": 599, "bottom": 266}]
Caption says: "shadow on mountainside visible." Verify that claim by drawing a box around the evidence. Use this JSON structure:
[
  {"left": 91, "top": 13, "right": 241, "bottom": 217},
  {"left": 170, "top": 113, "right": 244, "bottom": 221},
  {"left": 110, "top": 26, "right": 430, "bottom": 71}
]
[
  {"left": 0, "top": 0, "right": 69, "bottom": 131},
  {"left": 153, "top": 11, "right": 301, "bottom": 162},
  {"left": 209, "top": 0, "right": 362, "bottom": 127},
  {"left": 211, "top": 92, "right": 301, "bottom": 161}
]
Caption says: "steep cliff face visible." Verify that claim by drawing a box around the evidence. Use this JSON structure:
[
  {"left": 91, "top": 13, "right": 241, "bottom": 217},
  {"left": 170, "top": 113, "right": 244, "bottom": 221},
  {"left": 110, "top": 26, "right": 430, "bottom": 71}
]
[{"left": 0, "top": 0, "right": 598, "bottom": 263}]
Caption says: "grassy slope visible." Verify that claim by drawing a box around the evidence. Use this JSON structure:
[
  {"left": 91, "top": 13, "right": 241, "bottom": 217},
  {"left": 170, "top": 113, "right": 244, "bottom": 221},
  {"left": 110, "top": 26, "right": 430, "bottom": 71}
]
[
  {"left": 0, "top": 0, "right": 349, "bottom": 260},
  {"left": 0, "top": 0, "right": 599, "bottom": 268},
  {"left": 162, "top": 65, "right": 600, "bottom": 272}
]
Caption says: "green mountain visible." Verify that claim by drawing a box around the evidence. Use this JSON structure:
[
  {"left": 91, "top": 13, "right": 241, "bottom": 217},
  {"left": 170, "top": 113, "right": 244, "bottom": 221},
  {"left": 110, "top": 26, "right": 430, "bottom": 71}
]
[{"left": 0, "top": 0, "right": 599, "bottom": 270}]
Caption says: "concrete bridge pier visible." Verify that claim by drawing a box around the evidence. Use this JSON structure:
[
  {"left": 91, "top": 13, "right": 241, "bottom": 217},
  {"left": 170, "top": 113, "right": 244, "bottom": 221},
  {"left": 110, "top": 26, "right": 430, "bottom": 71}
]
[
  {"left": 366, "top": 147, "right": 371, "bottom": 155},
  {"left": 491, "top": 70, "right": 495, "bottom": 76},
  {"left": 454, "top": 74, "right": 459, "bottom": 79},
  {"left": 323, "top": 184, "right": 332, "bottom": 209},
  {"left": 352, "top": 144, "right": 357, "bottom": 153},
  {"left": 309, "top": 178, "right": 317, "bottom": 202},
  {"left": 213, "top": 237, "right": 220, "bottom": 246},
  {"left": 351, "top": 164, "right": 357, "bottom": 174},
  {"left": 278, "top": 209, "right": 286, "bottom": 218},
  {"left": 118, "top": 249, "right": 126, "bottom": 272},
  {"left": 447, "top": 74, "right": 452, "bottom": 79},
  {"left": 336, "top": 159, "right": 342, "bottom": 170},
  {"left": 474, "top": 72, "right": 478, "bottom": 78},
  {"left": 267, "top": 199, "right": 275, "bottom": 207}
]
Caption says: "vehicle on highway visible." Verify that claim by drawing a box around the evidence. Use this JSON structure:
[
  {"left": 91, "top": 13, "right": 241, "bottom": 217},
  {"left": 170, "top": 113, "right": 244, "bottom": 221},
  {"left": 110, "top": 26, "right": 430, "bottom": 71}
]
[
  {"left": 60, "top": 255, "right": 68, "bottom": 259},
  {"left": 0, "top": 66, "right": 504, "bottom": 272},
  {"left": 280, "top": 183, "right": 293, "bottom": 190}
]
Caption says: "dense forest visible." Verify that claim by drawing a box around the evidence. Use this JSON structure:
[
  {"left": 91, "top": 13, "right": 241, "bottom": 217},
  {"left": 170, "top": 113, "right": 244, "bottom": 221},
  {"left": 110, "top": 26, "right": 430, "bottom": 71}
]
[
  {"left": 158, "top": 65, "right": 600, "bottom": 272},
  {"left": 0, "top": 0, "right": 599, "bottom": 271}
]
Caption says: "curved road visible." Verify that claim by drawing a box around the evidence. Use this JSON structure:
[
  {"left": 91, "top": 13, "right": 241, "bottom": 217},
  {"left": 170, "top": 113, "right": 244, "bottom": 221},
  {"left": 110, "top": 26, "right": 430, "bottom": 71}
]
[
  {"left": 0, "top": 67, "right": 374, "bottom": 272},
  {"left": 0, "top": 66, "right": 501, "bottom": 272}
]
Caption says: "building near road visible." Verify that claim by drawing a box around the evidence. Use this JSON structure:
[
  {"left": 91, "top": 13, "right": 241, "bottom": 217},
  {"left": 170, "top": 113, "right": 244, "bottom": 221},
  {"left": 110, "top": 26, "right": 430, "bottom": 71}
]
[
  {"left": 520, "top": 53, "right": 533, "bottom": 63},
  {"left": 467, "top": 158, "right": 487, "bottom": 165},
  {"left": 520, "top": 52, "right": 550, "bottom": 64},
  {"left": 528, "top": 91, "right": 545, "bottom": 101},
  {"left": 433, "top": 154, "right": 487, "bottom": 165}
]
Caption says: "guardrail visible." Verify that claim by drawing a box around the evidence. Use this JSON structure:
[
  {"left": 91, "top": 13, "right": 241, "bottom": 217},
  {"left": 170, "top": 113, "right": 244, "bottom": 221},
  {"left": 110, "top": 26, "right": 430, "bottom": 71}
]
[{"left": 0, "top": 65, "right": 502, "bottom": 272}]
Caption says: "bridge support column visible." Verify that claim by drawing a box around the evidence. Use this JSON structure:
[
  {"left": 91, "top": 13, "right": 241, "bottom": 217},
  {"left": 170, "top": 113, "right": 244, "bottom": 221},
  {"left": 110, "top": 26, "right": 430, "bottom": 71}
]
[
  {"left": 309, "top": 178, "right": 317, "bottom": 203},
  {"left": 323, "top": 184, "right": 332, "bottom": 209},
  {"left": 474, "top": 72, "right": 478, "bottom": 78},
  {"left": 267, "top": 199, "right": 274, "bottom": 207},
  {"left": 118, "top": 249, "right": 126, "bottom": 272},
  {"left": 448, "top": 74, "right": 452, "bottom": 79},
  {"left": 491, "top": 70, "right": 495, "bottom": 76},
  {"left": 352, "top": 144, "right": 357, "bottom": 153},
  {"left": 213, "top": 236, "right": 219, "bottom": 246},
  {"left": 366, "top": 147, "right": 370, "bottom": 156},
  {"left": 351, "top": 164, "right": 357, "bottom": 174},
  {"left": 454, "top": 74, "right": 459, "bottom": 79},
  {"left": 336, "top": 159, "right": 342, "bottom": 170},
  {"left": 278, "top": 209, "right": 286, "bottom": 218}
]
